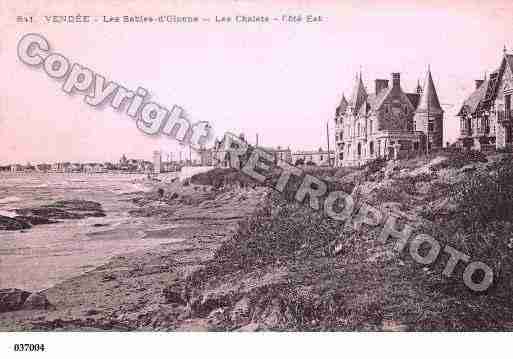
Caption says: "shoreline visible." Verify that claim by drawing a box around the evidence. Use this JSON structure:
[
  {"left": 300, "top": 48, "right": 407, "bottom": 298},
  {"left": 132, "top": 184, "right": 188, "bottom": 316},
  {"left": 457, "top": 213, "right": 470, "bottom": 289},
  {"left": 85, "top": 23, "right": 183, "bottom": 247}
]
[{"left": 0, "top": 180, "right": 267, "bottom": 330}]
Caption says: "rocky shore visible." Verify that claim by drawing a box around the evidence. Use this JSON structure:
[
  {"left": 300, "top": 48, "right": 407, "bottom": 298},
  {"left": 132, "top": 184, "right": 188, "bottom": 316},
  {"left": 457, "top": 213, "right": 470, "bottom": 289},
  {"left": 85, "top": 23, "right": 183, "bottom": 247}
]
[
  {"left": 0, "top": 181, "right": 268, "bottom": 330},
  {"left": 0, "top": 200, "right": 106, "bottom": 231}
]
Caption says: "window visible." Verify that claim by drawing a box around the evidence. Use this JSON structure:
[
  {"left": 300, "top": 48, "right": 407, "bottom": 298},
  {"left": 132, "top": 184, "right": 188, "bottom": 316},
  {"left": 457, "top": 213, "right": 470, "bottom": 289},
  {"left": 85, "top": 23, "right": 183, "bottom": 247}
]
[
  {"left": 428, "top": 119, "right": 434, "bottom": 132},
  {"left": 369, "top": 141, "right": 374, "bottom": 155},
  {"left": 506, "top": 95, "right": 512, "bottom": 120},
  {"left": 369, "top": 120, "right": 373, "bottom": 134},
  {"left": 357, "top": 123, "right": 361, "bottom": 136}
]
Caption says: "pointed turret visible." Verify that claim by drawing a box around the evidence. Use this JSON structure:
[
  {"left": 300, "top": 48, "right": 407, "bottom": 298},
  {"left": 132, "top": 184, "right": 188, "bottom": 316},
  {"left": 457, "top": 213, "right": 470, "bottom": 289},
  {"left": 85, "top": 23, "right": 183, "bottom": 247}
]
[
  {"left": 349, "top": 72, "right": 367, "bottom": 114},
  {"left": 416, "top": 68, "right": 443, "bottom": 114},
  {"left": 336, "top": 93, "right": 348, "bottom": 115}
]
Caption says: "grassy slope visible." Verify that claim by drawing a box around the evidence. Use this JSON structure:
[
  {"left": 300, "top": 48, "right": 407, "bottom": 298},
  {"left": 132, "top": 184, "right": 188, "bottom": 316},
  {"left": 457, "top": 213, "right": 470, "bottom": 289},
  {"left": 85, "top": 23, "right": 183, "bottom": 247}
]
[{"left": 181, "top": 150, "right": 513, "bottom": 331}]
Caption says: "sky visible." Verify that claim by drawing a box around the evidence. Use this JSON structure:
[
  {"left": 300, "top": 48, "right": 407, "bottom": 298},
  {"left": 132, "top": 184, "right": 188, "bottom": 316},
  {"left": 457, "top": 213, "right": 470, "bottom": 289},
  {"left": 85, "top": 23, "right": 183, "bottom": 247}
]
[{"left": 0, "top": 0, "right": 512, "bottom": 164}]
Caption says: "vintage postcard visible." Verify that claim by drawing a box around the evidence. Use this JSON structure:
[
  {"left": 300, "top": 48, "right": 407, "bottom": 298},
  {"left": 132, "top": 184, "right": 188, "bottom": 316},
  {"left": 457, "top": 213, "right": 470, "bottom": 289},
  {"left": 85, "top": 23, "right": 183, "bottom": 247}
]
[{"left": 0, "top": 0, "right": 512, "bottom": 357}]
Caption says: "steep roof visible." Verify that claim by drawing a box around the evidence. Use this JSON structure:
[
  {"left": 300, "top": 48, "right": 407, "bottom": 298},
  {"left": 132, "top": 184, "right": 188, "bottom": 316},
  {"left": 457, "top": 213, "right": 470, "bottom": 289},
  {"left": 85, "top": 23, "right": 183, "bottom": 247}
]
[
  {"left": 336, "top": 94, "right": 348, "bottom": 115},
  {"left": 457, "top": 78, "right": 489, "bottom": 116},
  {"left": 457, "top": 52, "right": 513, "bottom": 117},
  {"left": 406, "top": 93, "right": 421, "bottom": 109},
  {"left": 417, "top": 69, "right": 443, "bottom": 114},
  {"left": 475, "top": 53, "right": 513, "bottom": 112},
  {"left": 370, "top": 87, "right": 391, "bottom": 111},
  {"left": 349, "top": 73, "right": 368, "bottom": 113}
]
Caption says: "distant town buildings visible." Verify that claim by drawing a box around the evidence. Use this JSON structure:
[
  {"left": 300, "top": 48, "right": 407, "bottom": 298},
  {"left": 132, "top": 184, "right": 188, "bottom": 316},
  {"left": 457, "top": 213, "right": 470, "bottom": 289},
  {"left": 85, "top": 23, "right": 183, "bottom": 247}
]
[
  {"left": 10, "top": 164, "right": 24, "bottom": 172},
  {"left": 334, "top": 69, "right": 444, "bottom": 167},
  {"left": 457, "top": 49, "right": 513, "bottom": 150},
  {"left": 2, "top": 155, "right": 156, "bottom": 174}
]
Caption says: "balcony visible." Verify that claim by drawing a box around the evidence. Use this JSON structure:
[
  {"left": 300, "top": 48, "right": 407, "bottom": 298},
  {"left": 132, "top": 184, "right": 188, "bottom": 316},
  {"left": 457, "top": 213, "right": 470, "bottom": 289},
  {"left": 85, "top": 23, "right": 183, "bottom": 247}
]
[{"left": 497, "top": 110, "right": 513, "bottom": 123}]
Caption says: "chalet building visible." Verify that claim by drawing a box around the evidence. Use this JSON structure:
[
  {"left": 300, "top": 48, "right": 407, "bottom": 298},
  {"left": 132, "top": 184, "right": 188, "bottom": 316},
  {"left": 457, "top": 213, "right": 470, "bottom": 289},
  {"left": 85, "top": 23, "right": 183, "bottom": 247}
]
[
  {"left": 334, "top": 69, "right": 444, "bottom": 167},
  {"left": 292, "top": 148, "right": 335, "bottom": 166},
  {"left": 457, "top": 49, "right": 513, "bottom": 150},
  {"left": 212, "top": 133, "right": 292, "bottom": 167}
]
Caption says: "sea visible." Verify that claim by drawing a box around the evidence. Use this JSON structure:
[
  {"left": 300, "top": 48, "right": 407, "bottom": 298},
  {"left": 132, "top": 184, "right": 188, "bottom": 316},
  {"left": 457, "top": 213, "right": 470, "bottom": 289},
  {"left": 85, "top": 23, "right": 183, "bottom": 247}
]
[{"left": 0, "top": 172, "right": 179, "bottom": 292}]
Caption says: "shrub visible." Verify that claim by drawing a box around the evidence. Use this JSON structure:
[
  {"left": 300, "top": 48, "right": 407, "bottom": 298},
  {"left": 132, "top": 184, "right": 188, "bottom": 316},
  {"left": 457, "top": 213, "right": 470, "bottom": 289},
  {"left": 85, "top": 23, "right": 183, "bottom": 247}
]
[
  {"left": 451, "top": 161, "right": 513, "bottom": 230},
  {"left": 363, "top": 157, "right": 387, "bottom": 175},
  {"left": 410, "top": 172, "right": 437, "bottom": 183},
  {"left": 496, "top": 145, "right": 513, "bottom": 154},
  {"left": 189, "top": 168, "right": 260, "bottom": 189},
  {"left": 434, "top": 161, "right": 513, "bottom": 298},
  {"left": 430, "top": 150, "right": 487, "bottom": 170}
]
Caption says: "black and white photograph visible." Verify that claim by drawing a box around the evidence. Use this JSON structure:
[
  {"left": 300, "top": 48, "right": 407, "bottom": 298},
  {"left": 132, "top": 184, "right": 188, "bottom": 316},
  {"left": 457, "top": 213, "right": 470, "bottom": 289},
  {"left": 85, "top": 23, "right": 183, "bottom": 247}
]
[{"left": 0, "top": 0, "right": 512, "bottom": 357}]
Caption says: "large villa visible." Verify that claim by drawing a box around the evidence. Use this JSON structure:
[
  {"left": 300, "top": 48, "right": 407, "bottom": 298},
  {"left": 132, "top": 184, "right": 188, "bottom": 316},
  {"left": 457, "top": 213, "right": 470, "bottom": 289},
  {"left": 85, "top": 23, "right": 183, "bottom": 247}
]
[
  {"left": 457, "top": 49, "right": 513, "bottom": 151},
  {"left": 334, "top": 69, "right": 444, "bottom": 167}
]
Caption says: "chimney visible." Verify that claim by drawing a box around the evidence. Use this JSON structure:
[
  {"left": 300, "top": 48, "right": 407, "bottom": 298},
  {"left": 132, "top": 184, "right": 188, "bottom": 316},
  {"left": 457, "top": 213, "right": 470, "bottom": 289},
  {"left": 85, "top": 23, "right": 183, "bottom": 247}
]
[
  {"left": 375, "top": 79, "right": 389, "bottom": 95},
  {"left": 475, "top": 79, "right": 484, "bottom": 89},
  {"left": 391, "top": 73, "right": 401, "bottom": 88}
]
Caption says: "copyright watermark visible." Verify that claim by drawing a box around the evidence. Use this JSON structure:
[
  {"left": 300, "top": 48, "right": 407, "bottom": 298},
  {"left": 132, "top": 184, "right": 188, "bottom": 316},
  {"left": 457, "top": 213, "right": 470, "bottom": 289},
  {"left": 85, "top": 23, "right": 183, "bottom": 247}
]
[{"left": 17, "top": 33, "right": 212, "bottom": 150}]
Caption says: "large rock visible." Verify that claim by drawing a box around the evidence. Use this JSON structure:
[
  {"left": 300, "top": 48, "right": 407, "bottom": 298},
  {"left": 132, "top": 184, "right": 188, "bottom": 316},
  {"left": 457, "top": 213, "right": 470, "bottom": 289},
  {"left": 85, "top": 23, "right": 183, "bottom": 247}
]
[
  {"left": 48, "top": 200, "right": 103, "bottom": 212},
  {"left": 22, "top": 292, "right": 54, "bottom": 310},
  {"left": 15, "top": 207, "right": 83, "bottom": 219},
  {"left": 14, "top": 200, "right": 106, "bottom": 222},
  {"left": 14, "top": 216, "right": 58, "bottom": 225},
  {"left": 0, "top": 215, "right": 31, "bottom": 231},
  {"left": 0, "top": 288, "right": 31, "bottom": 312}
]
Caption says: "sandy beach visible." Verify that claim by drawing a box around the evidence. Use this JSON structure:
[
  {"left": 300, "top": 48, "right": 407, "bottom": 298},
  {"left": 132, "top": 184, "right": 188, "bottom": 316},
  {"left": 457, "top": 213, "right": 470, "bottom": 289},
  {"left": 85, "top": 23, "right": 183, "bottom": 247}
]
[{"left": 0, "top": 173, "right": 267, "bottom": 330}]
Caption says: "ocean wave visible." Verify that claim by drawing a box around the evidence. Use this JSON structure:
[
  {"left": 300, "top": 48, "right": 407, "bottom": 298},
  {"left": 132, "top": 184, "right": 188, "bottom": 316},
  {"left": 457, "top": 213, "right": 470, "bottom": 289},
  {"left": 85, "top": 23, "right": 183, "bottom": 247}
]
[
  {"left": 111, "top": 183, "right": 152, "bottom": 194},
  {"left": 0, "top": 210, "right": 18, "bottom": 217},
  {"left": 0, "top": 196, "right": 22, "bottom": 204}
]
